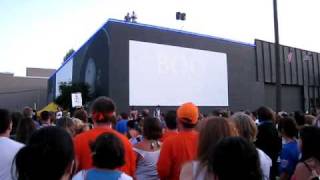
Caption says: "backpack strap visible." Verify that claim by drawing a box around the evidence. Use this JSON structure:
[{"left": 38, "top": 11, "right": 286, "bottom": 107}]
[
  {"left": 303, "top": 161, "right": 320, "bottom": 180},
  {"left": 304, "top": 161, "right": 313, "bottom": 172}
]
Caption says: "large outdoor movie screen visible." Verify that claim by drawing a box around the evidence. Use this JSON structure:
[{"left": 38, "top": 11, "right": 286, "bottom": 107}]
[{"left": 129, "top": 40, "right": 229, "bottom": 106}]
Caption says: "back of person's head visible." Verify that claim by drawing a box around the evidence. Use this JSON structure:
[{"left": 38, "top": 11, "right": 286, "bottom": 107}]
[
  {"left": 209, "top": 137, "right": 262, "bottom": 180},
  {"left": 164, "top": 110, "right": 177, "bottom": 130},
  {"left": 231, "top": 112, "right": 257, "bottom": 142},
  {"left": 56, "top": 117, "right": 75, "bottom": 136},
  {"left": 120, "top": 112, "right": 129, "bottom": 120},
  {"left": 40, "top": 111, "right": 50, "bottom": 121},
  {"left": 294, "top": 111, "right": 305, "bottom": 126},
  {"left": 14, "top": 127, "right": 74, "bottom": 180},
  {"left": 251, "top": 111, "right": 258, "bottom": 120},
  {"left": 127, "top": 119, "right": 142, "bottom": 138},
  {"left": 90, "top": 133, "right": 125, "bottom": 169},
  {"left": 278, "top": 117, "right": 298, "bottom": 138},
  {"left": 300, "top": 126, "right": 320, "bottom": 162},
  {"left": 72, "top": 118, "right": 87, "bottom": 135},
  {"left": 213, "top": 109, "right": 230, "bottom": 118},
  {"left": 127, "top": 120, "right": 141, "bottom": 129},
  {"left": 11, "top": 112, "right": 23, "bottom": 135},
  {"left": 177, "top": 102, "right": 199, "bottom": 129},
  {"left": 198, "top": 117, "right": 237, "bottom": 165},
  {"left": 257, "top": 106, "right": 274, "bottom": 122},
  {"left": 143, "top": 117, "right": 162, "bottom": 140},
  {"left": 73, "top": 109, "right": 88, "bottom": 123},
  {"left": 142, "top": 109, "right": 150, "bottom": 118},
  {"left": 16, "top": 117, "right": 36, "bottom": 144},
  {"left": 0, "top": 109, "right": 11, "bottom": 135},
  {"left": 22, "top": 106, "right": 33, "bottom": 118},
  {"left": 305, "top": 115, "right": 316, "bottom": 126},
  {"left": 91, "top": 96, "right": 116, "bottom": 125}
]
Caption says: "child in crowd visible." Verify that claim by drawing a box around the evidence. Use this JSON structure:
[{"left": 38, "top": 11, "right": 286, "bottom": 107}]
[{"left": 73, "top": 133, "right": 132, "bottom": 180}]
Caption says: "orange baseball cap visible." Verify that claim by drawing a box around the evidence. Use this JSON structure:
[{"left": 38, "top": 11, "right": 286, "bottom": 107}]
[{"left": 177, "top": 102, "right": 199, "bottom": 125}]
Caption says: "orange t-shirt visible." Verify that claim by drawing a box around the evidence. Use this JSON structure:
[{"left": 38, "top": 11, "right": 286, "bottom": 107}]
[
  {"left": 161, "top": 130, "right": 179, "bottom": 142},
  {"left": 74, "top": 127, "right": 136, "bottom": 177},
  {"left": 157, "top": 130, "right": 199, "bottom": 180}
]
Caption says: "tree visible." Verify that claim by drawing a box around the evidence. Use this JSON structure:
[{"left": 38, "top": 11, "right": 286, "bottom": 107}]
[
  {"left": 63, "top": 49, "right": 75, "bottom": 62},
  {"left": 54, "top": 82, "right": 91, "bottom": 110}
]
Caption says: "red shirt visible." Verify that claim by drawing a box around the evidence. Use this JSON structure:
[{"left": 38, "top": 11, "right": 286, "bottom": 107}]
[
  {"left": 74, "top": 127, "right": 136, "bottom": 177},
  {"left": 157, "top": 130, "right": 199, "bottom": 180},
  {"left": 161, "top": 130, "right": 179, "bottom": 142}
]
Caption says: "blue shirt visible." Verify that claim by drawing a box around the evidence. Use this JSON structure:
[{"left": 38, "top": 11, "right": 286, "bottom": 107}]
[
  {"left": 279, "top": 140, "right": 300, "bottom": 177},
  {"left": 86, "top": 169, "right": 121, "bottom": 180},
  {"left": 116, "top": 119, "right": 128, "bottom": 134}
]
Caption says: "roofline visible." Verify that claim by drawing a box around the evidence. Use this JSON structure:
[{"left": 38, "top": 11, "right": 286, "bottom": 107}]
[
  {"left": 49, "top": 18, "right": 255, "bottom": 79},
  {"left": 108, "top": 18, "right": 255, "bottom": 47},
  {"left": 49, "top": 21, "right": 110, "bottom": 79}
]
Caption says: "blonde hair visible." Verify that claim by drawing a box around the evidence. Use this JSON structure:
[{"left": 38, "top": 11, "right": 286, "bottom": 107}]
[{"left": 231, "top": 112, "right": 257, "bottom": 142}]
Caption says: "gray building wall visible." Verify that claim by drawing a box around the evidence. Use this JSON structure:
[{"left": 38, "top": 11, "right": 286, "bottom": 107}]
[
  {"left": 26, "top": 68, "right": 55, "bottom": 77},
  {"left": 106, "top": 21, "right": 265, "bottom": 112},
  {"left": 0, "top": 68, "right": 54, "bottom": 112}
]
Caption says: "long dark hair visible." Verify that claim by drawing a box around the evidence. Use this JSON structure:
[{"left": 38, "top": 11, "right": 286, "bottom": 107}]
[
  {"left": 300, "top": 126, "right": 320, "bottom": 162},
  {"left": 15, "top": 117, "right": 36, "bottom": 144},
  {"left": 13, "top": 127, "right": 74, "bottom": 180},
  {"left": 209, "top": 137, "right": 262, "bottom": 180}
]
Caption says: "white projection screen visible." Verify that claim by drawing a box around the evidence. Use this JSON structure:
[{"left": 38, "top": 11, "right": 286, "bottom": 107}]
[
  {"left": 55, "top": 58, "right": 73, "bottom": 97},
  {"left": 129, "top": 40, "right": 228, "bottom": 106}
]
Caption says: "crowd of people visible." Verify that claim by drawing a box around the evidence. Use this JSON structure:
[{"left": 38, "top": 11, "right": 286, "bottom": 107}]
[{"left": 1, "top": 96, "right": 320, "bottom": 180}]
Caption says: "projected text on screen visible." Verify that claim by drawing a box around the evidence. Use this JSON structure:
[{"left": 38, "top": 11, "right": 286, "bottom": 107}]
[{"left": 129, "top": 40, "right": 228, "bottom": 106}]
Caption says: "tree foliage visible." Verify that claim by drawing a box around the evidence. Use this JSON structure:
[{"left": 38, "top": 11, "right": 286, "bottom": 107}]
[
  {"left": 63, "top": 49, "right": 75, "bottom": 62},
  {"left": 54, "top": 82, "right": 91, "bottom": 110}
]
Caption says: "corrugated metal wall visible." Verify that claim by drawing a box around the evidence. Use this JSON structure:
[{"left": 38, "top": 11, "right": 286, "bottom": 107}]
[{"left": 255, "top": 39, "right": 320, "bottom": 112}]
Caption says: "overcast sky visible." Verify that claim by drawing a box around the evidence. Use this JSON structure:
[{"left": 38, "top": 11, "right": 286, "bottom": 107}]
[{"left": 0, "top": 0, "right": 319, "bottom": 76}]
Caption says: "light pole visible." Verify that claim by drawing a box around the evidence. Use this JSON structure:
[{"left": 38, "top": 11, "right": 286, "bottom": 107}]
[{"left": 273, "top": 0, "right": 281, "bottom": 113}]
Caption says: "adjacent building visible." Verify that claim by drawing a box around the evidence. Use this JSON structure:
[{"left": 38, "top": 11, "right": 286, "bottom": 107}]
[{"left": 0, "top": 68, "right": 55, "bottom": 111}]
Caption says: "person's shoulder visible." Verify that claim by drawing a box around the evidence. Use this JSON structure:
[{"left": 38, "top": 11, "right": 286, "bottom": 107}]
[
  {"left": 119, "top": 173, "right": 133, "bottom": 180},
  {"left": 133, "top": 141, "right": 143, "bottom": 149},
  {"left": 294, "top": 161, "right": 309, "bottom": 174},
  {"left": 74, "top": 129, "right": 93, "bottom": 140},
  {"left": 163, "top": 134, "right": 179, "bottom": 144},
  {"left": 110, "top": 129, "right": 129, "bottom": 141},
  {"left": 0, "top": 137, "right": 24, "bottom": 149},
  {"left": 72, "top": 170, "right": 86, "bottom": 180},
  {"left": 257, "top": 148, "right": 272, "bottom": 164},
  {"left": 107, "top": 129, "right": 133, "bottom": 148}
]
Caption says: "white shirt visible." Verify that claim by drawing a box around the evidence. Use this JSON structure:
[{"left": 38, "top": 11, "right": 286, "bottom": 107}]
[
  {"left": 257, "top": 148, "right": 272, "bottom": 180},
  {"left": 0, "top": 137, "right": 24, "bottom": 180}
]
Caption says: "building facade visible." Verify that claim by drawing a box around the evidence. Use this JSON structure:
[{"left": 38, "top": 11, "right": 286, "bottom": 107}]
[
  {"left": 48, "top": 19, "right": 320, "bottom": 113},
  {"left": 0, "top": 68, "right": 55, "bottom": 111}
]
